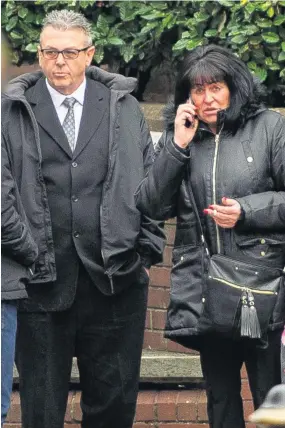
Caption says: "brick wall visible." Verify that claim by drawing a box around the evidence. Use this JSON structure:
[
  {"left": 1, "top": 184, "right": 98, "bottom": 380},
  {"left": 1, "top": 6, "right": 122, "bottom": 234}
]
[
  {"left": 144, "top": 218, "right": 197, "bottom": 355},
  {"left": 6, "top": 381, "right": 255, "bottom": 428}
]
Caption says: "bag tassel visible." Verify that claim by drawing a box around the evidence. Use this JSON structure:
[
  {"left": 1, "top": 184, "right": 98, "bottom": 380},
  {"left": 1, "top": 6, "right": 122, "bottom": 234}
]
[
  {"left": 241, "top": 291, "right": 250, "bottom": 337},
  {"left": 248, "top": 291, "right": 261, "bottom": 338},
  {"left": 240, "top": 290, "right": 261, "bottom": 339}
]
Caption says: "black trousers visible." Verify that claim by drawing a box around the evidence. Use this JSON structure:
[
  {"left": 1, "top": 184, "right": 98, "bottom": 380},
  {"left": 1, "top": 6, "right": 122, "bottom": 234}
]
[
  {"left": 200, "top": 330, "right": 282, "bottom": 428},
  {"left": 16, "top": 265, "right": 148, "bottom": 428}
]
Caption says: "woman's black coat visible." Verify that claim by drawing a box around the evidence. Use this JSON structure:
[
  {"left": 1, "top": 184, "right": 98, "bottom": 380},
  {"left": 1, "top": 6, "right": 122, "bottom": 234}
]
[{"left": 135, "top": 102, "right": 285, "bottom": 350}]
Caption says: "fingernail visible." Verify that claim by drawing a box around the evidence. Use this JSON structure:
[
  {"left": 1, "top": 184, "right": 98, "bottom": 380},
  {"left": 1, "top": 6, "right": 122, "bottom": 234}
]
[
  {"left": 209, "top": 205, "right": 214, "bottom": 209},
  {"left": 203, "top": 209, "right": 209, "bottom": 214}
]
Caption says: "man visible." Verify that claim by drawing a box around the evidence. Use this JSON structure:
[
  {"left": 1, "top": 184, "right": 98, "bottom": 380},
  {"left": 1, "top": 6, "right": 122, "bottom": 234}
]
[
  {"left": 1, "top": 33, "right": 38, "bottom": 425},
  {"left": 3, "top": 10, "right": 164, "bottom": 428}
]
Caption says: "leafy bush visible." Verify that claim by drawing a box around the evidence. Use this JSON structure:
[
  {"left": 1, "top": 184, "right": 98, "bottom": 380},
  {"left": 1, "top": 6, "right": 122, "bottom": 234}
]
[{"left": 2, "top": 0, "right": 285, "bottom": 105}]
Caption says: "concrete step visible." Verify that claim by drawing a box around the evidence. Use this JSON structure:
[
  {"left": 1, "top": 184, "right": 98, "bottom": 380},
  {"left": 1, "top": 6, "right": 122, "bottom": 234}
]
[{"left": 13, "top": 350, "right": 203, "bottom": 384}]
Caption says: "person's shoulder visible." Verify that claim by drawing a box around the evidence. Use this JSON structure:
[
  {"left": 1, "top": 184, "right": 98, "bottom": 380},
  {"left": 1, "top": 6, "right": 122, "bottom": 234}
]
[
  {"left": 252, "top": 108, "right": 285, "bottom": 128},
  {"left": 257, "top": 108, "right": 284, "bottom": 120},
  {"left": 86, "top": 77, "right": 111, "bottom": 96},
  {"left": 1, "top": 94, "right": 16, "bottom": 126},
  {"left": 122, "top": 93, "right": 142, "bottom": 115}
]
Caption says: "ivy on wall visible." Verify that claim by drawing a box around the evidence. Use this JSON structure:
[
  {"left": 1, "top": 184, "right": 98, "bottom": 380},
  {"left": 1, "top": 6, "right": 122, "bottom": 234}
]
[{"left": 2, "top": 0, "right": 285, "bottom": 102}]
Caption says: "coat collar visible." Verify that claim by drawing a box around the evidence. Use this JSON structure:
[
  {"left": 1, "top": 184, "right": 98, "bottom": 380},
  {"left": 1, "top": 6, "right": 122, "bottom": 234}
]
[{"left": 25, "top": 77, "right": 107, "bottom": 159}]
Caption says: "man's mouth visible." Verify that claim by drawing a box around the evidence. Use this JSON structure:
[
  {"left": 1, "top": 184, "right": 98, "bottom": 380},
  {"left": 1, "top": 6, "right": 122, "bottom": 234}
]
[{"left": 53, "top": 72, "right": 68, "bottom": 77}]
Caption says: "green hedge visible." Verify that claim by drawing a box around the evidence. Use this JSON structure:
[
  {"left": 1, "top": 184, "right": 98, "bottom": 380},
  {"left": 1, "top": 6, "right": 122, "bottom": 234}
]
[{"left": 2, "top": 1, "right": 285, "bottom": 105}]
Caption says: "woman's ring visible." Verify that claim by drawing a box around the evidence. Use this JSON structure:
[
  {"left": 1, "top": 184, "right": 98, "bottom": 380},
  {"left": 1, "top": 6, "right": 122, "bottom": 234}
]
[{"left": 213, "top": 209, "right": 217, "bottom": 217}]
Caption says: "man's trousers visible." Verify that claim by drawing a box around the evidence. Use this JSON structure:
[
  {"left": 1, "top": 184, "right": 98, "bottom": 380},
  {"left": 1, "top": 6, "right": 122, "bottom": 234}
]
[{"left": 16, "top": 265, "right": 149, "bottom": 428}]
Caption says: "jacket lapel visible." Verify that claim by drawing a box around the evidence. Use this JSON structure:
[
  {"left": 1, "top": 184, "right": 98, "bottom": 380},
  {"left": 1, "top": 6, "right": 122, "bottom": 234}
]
[
  {"left": 73, "top": 79, "right": 107, "bottom": 160},
  {"left": 25, "top": 78, "right": 72, "bottom": 158}
]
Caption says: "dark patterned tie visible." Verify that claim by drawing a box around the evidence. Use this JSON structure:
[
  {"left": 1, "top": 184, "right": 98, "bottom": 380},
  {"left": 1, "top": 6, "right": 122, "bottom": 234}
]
[{"left": 62, "top": 97, "right": 77, "bottom": 152}]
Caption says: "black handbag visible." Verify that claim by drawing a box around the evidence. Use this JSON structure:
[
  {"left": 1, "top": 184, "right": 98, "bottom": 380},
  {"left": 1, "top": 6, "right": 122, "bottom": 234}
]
[
  {"left": 184, "top": 168, "right": 284, "bottom": 343},
  {"left": 198, "top": 253, "right": 284, "bottom": 341}
]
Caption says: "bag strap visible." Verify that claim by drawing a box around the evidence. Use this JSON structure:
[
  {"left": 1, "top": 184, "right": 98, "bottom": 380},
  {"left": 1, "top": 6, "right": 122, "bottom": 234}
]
[{"left": 186, "top": 164, "right": 210, "bottom": 258}]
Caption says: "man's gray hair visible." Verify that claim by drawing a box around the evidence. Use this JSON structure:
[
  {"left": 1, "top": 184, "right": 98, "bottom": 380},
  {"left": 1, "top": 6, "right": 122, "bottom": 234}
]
[{"left": 41, "top": 10, "right": 93, "bottom": 46}]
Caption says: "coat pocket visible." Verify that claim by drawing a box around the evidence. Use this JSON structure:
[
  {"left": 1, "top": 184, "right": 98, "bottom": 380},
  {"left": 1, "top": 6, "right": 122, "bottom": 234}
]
[
  {"left": 167, "top": 245, "right": 204, "bottom": 331},
  {"left": 235, "top": 236, "right": 285, "bottom": 269}
]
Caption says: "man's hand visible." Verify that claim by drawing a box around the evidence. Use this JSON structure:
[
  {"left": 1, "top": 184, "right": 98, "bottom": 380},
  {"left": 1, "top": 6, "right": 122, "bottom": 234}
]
[
  {"left": 204, "top": 197, "right": 242, "bottom": 229},
  {"left": 174, "top": 101, "right": 199, "bottom": 149}
]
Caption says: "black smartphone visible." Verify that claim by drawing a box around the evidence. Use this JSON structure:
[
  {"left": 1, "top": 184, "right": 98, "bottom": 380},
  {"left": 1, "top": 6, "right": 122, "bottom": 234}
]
[{"left": 185, "top": 96, "right": 194, "bottom": 128}]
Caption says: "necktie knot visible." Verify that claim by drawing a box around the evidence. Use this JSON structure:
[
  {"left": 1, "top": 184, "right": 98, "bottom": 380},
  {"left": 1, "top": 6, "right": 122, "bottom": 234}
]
[{"left": 63, "top": 97, "right": 76, "bottom": 109}]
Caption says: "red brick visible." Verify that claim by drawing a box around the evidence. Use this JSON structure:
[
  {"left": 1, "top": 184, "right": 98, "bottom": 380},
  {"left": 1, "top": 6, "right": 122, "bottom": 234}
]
[
  {"left": 166, "top": 340, "right": 195, "bottom": 354},
  {"left": 64, "top": 425, "right": 80, "bottom": 427},
  {"left": 145, "top": 309, "right": 152, "bottom": 329},
  {"left": 165, "top": 224, "right": 176, "bottom": 246},
  {"left": 177, "top": 390, "right": 200, "bottom": 421},
  {"left": 148, "top": 287, "right": 170, "bottom": 309},
  {"left": 156, "top": 391, "right": 178, "bottom": 421},
  {"left": 150, "top": 267, "right": 171, "bottom": 288},
  {"left": 152, "top": 310, "right": 167, "bottom": 330},
  {"left": 3, "top": 425, "right": 22, "bottom": 428},
  {"left": 158, "top": 246, "right": 173, "bottom": 267},
  {"left": 72, "top": 392, "right": 82, "bottom": 421},
  {"left": 241, "top": 380, "right": 252, "bottom": 401},
  {"left": 133, "top": 424, "right": 156, "bottom": 428},
  {"left": 241, "top": 364, "right": 247, "bottom": 379},
  {"left": 243, "top": 400, "right": 254, "bottom": 421},
  {"left": 135, "top": 391, "right": 156, "bottom": 421},
  {"left": 143, "top": 330, "right": 167, "bottom": 351},
  {"left": 157, "top": 424, "right": 209, "bottom": 428},
  {"left": 197, "top": 390, "right": 208, "bottom": 422},
  {"left": 6, "top": 392, "right": 21, "bottom": 423},
  {"left": 65, "top": 392, "right": 76, "bottom": 422}
]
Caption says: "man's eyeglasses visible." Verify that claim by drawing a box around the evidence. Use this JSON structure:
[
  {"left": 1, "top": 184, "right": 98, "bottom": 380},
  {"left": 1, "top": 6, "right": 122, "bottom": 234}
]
[{"left": 40, "top": 46, "right": 92, "bottom": 60}]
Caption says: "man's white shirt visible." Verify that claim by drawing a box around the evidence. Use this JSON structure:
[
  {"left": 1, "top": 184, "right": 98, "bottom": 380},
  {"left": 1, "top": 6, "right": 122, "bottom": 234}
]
[{"left": 46, "top": 78, "right": 86, "bottom": 146}]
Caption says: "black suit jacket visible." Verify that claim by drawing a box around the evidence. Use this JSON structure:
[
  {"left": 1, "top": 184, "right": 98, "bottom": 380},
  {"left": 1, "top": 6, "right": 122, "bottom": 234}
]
[{"left": 22, "top": 77, "right": 112, "bottom": 310}]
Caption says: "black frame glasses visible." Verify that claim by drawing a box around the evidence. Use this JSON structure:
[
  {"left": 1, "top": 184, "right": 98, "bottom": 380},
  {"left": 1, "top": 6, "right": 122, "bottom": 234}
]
[{"left": 40, "top": 45, "right": 92, "bottom": 60}]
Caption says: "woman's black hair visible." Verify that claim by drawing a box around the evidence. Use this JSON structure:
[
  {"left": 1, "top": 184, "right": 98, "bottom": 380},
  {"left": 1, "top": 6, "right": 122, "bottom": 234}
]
[{"left": 174, "top": 44, "right": 265, "bottom": 131}]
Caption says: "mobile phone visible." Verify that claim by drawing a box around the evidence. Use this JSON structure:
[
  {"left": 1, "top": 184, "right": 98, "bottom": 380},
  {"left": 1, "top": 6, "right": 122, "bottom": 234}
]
[{"left": 185, "top": 96, "right": 194, "bottom": 128}]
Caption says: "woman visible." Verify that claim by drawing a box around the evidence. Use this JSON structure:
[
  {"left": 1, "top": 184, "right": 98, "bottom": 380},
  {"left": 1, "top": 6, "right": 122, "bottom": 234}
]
[{"left": 135, "top": 44, "right": 285, "bottom": 428}]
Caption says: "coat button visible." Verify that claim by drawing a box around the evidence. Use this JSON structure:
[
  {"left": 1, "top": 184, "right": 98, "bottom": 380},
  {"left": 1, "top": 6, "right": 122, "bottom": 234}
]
[
  {"left": 74, "top": 232, "right": 80, "bottom": 238},
  {"left": 180, "top": 256, "right": 184, "bottom": 261},
  {"left": 260, "top": 251, "right": 266, "bottom": 256},
  {"left": 71, "top": 195, "right": 78, "bottom": 202},
  {"left": 260, "top": 238, "right": 266, "bottom": 244},
  {"left": 247, "top": 156, "right": 253, "bottom": 163},
  {"left": 72, "top": 162, "right": 78, "bottom": 168}
]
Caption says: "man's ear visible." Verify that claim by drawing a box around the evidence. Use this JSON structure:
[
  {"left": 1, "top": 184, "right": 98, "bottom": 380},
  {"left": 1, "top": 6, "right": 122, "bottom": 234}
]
[
  {"left": 86, "top": 46, "right": 95, "bottom": 66},
  {"left": 37, "top": 46, "right": 43, "bottom": 68}
]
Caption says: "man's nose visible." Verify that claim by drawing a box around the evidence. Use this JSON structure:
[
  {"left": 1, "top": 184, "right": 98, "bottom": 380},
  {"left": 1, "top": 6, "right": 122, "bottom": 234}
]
[{"left": 55, "top": 52, "right": 66, "bottom": 65}]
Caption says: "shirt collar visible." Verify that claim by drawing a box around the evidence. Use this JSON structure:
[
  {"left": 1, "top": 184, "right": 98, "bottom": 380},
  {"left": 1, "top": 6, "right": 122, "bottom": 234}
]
[{"left": 45, "top": 78, "right": 86, "bottom": 108}]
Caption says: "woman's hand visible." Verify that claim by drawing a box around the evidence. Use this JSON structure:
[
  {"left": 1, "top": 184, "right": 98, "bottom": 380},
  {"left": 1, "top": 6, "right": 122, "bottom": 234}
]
[
  {"left": 174, "top": 101, "right": 199, "bottom": 149},
  {"left": 204, "top": 197, "right": 242, "bottom": 228}
]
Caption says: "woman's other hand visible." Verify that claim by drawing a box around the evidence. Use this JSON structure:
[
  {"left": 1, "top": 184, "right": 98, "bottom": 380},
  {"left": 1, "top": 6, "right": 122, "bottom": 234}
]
[
  {"left": 174, "top": 100, "right": 199, "bottom": 149},
  {"left": 203, "top": 197, "right": 242, "bottom": 228}
]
